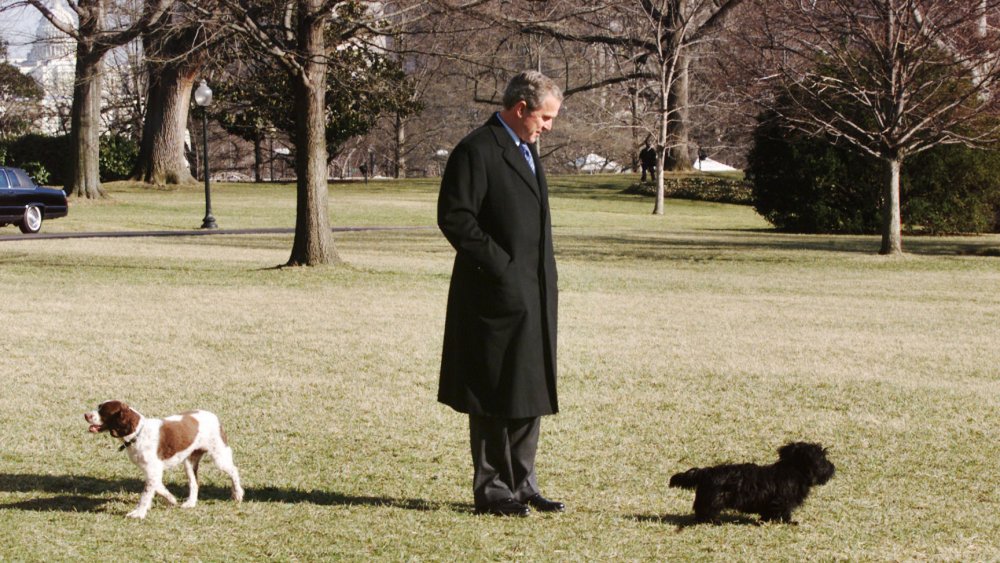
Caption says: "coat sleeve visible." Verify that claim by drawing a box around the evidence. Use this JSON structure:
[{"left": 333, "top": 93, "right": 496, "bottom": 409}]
[{"left": 437, "top": 141, "right": 511, "bottom": 279}]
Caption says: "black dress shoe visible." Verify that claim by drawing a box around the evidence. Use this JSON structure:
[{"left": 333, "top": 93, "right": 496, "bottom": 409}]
[
  {"left": 474, "top": 498, "right": 530, "bottom": 517},
  {"left": 524, "top": 494, "right": 565, "bottom": 513}
]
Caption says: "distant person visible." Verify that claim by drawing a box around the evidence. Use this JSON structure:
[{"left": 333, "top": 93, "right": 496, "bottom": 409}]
[
  {"left": 359, "top": 163, "right": 369, "bottom": 183},
  {"left": 437, "top": 70, "right": 565, "bottom": 517},
  {"left": 639, "top": 140, "right": 657, "bottom": 182}
]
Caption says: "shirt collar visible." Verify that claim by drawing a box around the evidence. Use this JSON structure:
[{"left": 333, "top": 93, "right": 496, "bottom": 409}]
[{"left": 496, "top": 112, "right": 527, "bottom": 148}]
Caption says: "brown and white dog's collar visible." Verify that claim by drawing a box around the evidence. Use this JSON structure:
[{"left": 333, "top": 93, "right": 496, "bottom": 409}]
[{"left": 119, "top": 418, "right": 145, "bottom": 451}]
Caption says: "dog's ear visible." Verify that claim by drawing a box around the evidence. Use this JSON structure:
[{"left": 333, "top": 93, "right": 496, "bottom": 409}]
[
  {"left": 99, "top": 400, "right": 127, "bottom": 417},
  {"left": 101, "top": 401, "right": 138, "bottom": 438},
  {"left": 778, "top": 441, "right": 822, "bottom": 461},
  {"left": 117, "top": 406, "right": 140, "bottom": 437},
  {"left": 778, "top": 442, "right": 801, "bottom": 459}
]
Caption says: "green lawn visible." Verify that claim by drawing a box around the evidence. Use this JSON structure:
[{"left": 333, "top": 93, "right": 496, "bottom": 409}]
[{"left": 1, "top": 175, "right": 998, "bottom": 560}]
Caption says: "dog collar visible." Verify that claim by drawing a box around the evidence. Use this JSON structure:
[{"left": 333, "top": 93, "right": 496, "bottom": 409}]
[{"left": 119, "top": 420, "right": 144, "bottom": 451}]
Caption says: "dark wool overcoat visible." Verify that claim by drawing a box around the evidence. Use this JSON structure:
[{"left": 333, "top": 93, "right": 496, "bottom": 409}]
[{"left": 437, "top": 114, "right": 558, "bottom": 418}]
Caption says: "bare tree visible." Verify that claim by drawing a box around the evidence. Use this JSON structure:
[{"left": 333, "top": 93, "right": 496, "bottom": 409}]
[
  {"left": 380, "top": 27, "right": 445, "bottom": 178},
  {"left": 23, "top": 0, "right": 174, "bottom": 198},
  {"left": 211, "top": 0, "right": 353, "bottom": 265},
  {"left": 505, "top": 0, "right": 747, "bottom": 214},
  {"left": 214, "top": 0, "right": 464, "bottom": 266},
  {"left": 748, "top": 0, "right": 1000, "bottom": 254},
  {"left": 369, "top": 2, "right": 634, "bottom": 177},
  {"left": 131, "top": 2, "right": 223, "bottom": 185},
  {"left": 101, "top": 38, "right": 147, "bottom": 140},
  {"left": 210, "top": 57, "right": 275, "bottom": 182}
]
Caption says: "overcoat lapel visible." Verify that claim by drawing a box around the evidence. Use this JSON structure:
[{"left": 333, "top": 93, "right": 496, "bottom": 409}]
[
  {"left": 504, "top": 146, "right": 541, "bottom": 199},
  {"left": 488, "top": 118, "right": 541, "bottom": 200},
  {"left": 530, "top": 143, "right": 548, "bottom": 202}
]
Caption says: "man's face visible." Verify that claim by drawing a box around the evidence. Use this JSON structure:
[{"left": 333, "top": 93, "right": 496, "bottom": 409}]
[{"left": 511, "top": 94, "right": 561, "bottom": 144}]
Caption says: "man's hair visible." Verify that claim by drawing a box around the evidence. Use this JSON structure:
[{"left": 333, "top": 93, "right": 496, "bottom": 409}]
[{"left": 502, "top": 71, "right": 563, "bottom": 111}]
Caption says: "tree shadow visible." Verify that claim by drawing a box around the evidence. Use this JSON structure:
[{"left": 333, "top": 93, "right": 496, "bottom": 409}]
[
  {"left": 0, "top": 473, "right": 140, "bottom": 495},
  {"left": 558, "top": 231, "right": 1000, "bottom": 261},
  {"left": 0, "top": 473, "right": 470, "bottom": 514},
  {"left": 0, "top": 495, "right": 111, "bottom": 513},
  {"left": 247, "top": 485, "right": 471, "bottom": 512},
  {"left": 628, "top": 512, "right": 760, "bottom": 530}
]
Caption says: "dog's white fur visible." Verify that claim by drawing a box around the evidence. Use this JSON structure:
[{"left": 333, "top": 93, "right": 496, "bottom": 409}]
[{"left": 84, "top": 400, "right": 244, "bottom": 519}]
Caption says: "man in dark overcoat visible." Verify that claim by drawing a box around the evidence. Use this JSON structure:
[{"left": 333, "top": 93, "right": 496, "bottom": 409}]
[
  {"left": 437, "top": 71, "right": 564, "bottom": 517},
  {"left": 639, "top": 138, "right": 657, "bottom": 182}
]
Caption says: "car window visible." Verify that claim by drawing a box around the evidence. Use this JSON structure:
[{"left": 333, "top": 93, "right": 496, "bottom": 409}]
[
  {"left": 7, "top": 169, "right": 21, "bottom": 188},
  {"left": 12, "top": 168, "right": 34, "bottom": 188},
  {"left": 0, "top": 170, "right": 9, "bottom": 189}
]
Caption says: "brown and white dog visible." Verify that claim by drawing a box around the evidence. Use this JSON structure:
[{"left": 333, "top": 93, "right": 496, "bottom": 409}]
[{"left": 84, "top": 400, "right": 244, "bottom": 519}]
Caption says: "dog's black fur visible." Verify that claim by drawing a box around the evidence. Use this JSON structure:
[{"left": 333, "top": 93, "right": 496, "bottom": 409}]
[{"left": 669, "top": 441, "right": 834, "bottom": 524}]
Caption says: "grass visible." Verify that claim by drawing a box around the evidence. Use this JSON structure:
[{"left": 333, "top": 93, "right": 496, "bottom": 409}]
[{"left": 1, "top": 174, "right": 999, "bottom": 560}]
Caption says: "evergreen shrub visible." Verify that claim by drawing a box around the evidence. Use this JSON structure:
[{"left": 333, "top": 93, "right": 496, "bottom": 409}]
[
  {"left": 4, "top": 134, "right": 71, "bottom": 185},
  {"left": 99, "top": 135, "right": 138, "bottom": 181},
  {"left": 20, "top": 161, "right": 50, "bottom": 185},
  {"left": 624, "top": 175, "right": 752, "bottom": 205},
  {"left": 4, "top": 133, "right": 141, "bottom": 185},
  {"left": 747, "top": 113, "right": 1000, "bottom": 234}
]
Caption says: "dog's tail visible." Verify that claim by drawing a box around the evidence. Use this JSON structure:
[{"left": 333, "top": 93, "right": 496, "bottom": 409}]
[{"left": 668, "top": 467, "right": 709, "bottom": 489}]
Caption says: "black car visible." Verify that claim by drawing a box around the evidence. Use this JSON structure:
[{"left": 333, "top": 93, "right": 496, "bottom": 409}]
[{"left": 0, "top": 166, "right": 69, "bottom": 233}]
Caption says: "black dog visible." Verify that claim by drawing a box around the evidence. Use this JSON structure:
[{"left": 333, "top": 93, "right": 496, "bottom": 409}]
[{"left": 669, "top": 442, "right": 834, "bottom": 524}]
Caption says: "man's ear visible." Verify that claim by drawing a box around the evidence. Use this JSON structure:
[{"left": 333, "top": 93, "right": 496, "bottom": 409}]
[{"left": 513, "top": 100, "right": 528, "bottom": 118}]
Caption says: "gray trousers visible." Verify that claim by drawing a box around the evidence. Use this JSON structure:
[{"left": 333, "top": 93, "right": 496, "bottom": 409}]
[{"left": 469, "top": 415, "right": 541, "bottom": 507}]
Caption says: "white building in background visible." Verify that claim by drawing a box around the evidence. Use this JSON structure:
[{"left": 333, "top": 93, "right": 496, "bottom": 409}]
[
  {"left": 12, "top": 0, "right": 77, "bottom": 135},
  {"left": 693, "top": 157, "right": 738, "bottom": 172},
  {"left": 571, "top": 153, "right": 621, "bottom": 174}
]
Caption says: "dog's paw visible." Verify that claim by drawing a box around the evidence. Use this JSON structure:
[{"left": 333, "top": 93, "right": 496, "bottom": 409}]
[
  {"left": 232, "top": 487, "right": 245, "bottom": 503},
  {"left": 181, "top": 499, "right": 197, "bottom": 509},
  {"left": 126, "top": 509, "right": 148, "bottom": 519}
]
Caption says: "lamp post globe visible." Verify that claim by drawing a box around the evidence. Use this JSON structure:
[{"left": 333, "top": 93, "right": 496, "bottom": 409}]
[
  {"left": 194, "top": 79, "right": 217, "bottom": 229},
  {"left": 194, "top": 79, "right": 213, "bottom": 106}
]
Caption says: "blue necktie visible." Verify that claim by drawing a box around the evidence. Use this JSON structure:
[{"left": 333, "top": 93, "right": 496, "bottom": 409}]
[{"left": 520, "top": 142, "right": 535, "bottom": 174}]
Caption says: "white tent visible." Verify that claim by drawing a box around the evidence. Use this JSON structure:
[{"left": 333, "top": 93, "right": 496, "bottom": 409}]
[
  {"left": 572, "top": 153, "right": 620, "bottom": 173},
  {"left": 693, "top": 158, "right": 738, "bottom": 172}
]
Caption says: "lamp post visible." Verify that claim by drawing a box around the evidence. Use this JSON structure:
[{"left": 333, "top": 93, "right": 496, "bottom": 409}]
[
  {"left": 194, "top": 79, "right": 217, "bottom": 229},
  {"left": 268, "top": 127, "right": 275, "bottom": 182}
]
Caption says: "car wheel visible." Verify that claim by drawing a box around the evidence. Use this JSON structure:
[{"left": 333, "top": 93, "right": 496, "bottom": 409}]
[{"left": 19, "top": 205, "right": 43, "bottom": 234}]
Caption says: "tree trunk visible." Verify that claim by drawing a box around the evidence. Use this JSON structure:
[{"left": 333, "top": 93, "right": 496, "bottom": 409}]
[
  {"left": 132, "top": 13, "right": 204, "bottom": 186},
  {"left": 394, "top": 112, "right": 406, "bottom": 179},
  {"left": 287, "top": 0, "right": 338, "bottom": 267},
  {"left": 65, "top": 2, "right": 105, "bottom": 199},
  {"left": 630, "top": 83, "right": 640, "bottom": 173},
  {"left": 253, "top": 132, "right": 263, "bottom": 182},
  {"left": 880, "top": 157, "right": 904, "bottom": 255},
  {"left": 132, "top": 66, "right": 197, "bottom": 184},
  {"left": 664, "top": 53, "right": 692, "bottom": 172},
  {"left": 67, "top": 53, "right": 104, "bottom": 198},
  {"left": 653, "top": 57, "right": 672, "bottom": 216},
  {"left": 188, "top": 109, "right": 200, "bottom": 180}
]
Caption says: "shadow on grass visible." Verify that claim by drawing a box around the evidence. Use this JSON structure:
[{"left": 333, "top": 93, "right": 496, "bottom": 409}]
[
  {"left": 558, "top": 231, "right": 1000, "bottom": 260},
  {"left": 629, "top": 512, "right": 760, "bottom": 530},
  {"left": 0, "top": 495, "right": 111, "bottom": 513},
  {"left": 0, "top": 473, "right": 470, "bottom": 514},
  {"left": 247, "top": 485, "right": 471, "bottom": 512}
]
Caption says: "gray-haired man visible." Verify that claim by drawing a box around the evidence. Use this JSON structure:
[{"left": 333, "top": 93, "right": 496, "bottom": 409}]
[{"left": 437, "top": 71, "right": 565, "bottom": 517}]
